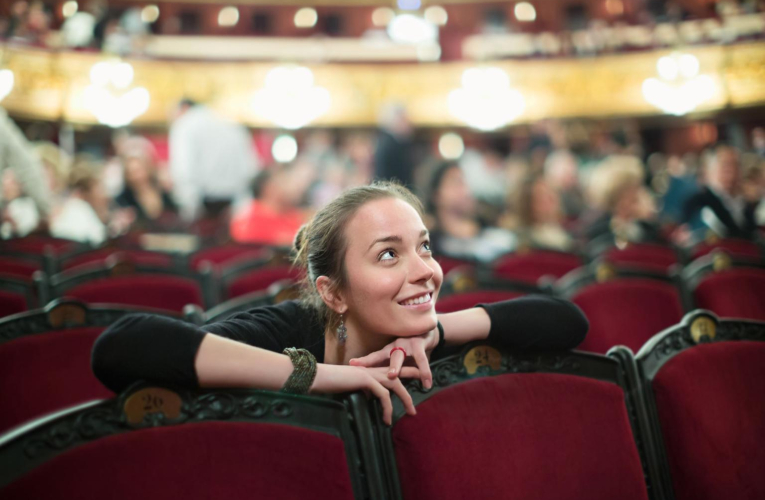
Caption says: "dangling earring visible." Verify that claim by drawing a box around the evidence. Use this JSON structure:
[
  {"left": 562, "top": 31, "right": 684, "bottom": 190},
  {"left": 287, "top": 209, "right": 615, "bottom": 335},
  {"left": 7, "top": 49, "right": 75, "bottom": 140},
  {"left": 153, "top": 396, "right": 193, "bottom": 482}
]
[{"left": 337, "top": 314, "right": 347, "bottom": 344}]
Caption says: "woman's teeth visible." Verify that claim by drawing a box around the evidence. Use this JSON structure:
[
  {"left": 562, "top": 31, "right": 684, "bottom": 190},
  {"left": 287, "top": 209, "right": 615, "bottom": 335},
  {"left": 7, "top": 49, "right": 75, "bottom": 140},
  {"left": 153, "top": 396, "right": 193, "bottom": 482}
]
[{"left": 402, "top": 293, "right": 431, "bottom": 306}]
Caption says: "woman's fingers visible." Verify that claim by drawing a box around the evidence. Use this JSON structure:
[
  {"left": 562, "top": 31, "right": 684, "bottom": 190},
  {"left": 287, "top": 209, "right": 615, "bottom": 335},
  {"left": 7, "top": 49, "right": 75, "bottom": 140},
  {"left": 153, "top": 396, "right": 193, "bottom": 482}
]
[
  {"left": 388, "top": 347, "right": 406, "bottom": 379},
  {"left": 398, "top": 366, "right": 421, "bottom": 379},
  {"left": 367, "top": 378, "right": 393, "bottom": 425},
  {"left": 385, "top": 377, "right": 417, "bottom": 417},
  {"left": 349, "top": 348, "right": 389, "bottom": 368},
  {"left": 412, "top": 348, "right": 433, "bottom": 389}
]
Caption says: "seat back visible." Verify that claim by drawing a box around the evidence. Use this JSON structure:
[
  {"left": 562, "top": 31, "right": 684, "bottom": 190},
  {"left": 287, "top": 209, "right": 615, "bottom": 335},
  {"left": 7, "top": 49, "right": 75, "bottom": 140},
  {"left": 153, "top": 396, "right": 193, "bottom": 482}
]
[
  {"left": 0, "top": 255, "right": 41, "bottom": 279},
  {"left": 223, "top": 263, "right": 302, "bottom": 299},
  {"left": 189, "top": 244, "right": 268, "bottom": 271},
  {"left": 0, "top": 385, "right": 365, "bottom": 500},
  {"left": 690, "top": 238, "right": 762, "bottom": 261},
  {"left": 636, "top": 311, "right": 765, "bottom": 500},
  {"left": 0, "top": 277, "right": 35, "bottom": 318},
  {"left": 60, "top": 248, "right": 177, "bottom": 272},
  {"left": 369, "top": 344, "right": 651, "bottom": 500},
  {"left": 492, "top": 250, "right": 582, "bottom": 284},
  {"left": 601, "top": 243, "right": 680, "bottom": 273},
  {"left": 693, "top": 267, "right": 765, "bottom": 321},
  {"left": 40, "top": 258, "right": 215, "bottom": 312},
  {"left": 572, "top": 278, "right": 685, "bottom": 354},
  {"left": 204, "top": 281, "right": 300, "bottom": 323},
  {"left": 0, "top": 300, "right": 184, "bottom": 433}
]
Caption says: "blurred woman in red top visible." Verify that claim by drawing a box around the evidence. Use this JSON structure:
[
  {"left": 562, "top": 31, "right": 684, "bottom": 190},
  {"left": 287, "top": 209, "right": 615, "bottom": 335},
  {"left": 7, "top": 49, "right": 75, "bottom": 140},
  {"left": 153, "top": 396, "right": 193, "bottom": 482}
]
[{"left": 230, "top": 167, "right": 308, "bottom": 246}]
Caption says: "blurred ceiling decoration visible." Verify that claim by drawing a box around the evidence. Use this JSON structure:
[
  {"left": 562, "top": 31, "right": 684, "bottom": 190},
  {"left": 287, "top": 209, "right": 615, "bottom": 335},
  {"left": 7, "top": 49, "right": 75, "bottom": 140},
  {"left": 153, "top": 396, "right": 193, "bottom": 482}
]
[
  {"left": 448, "top": 67, "right": 524, "bottom": 130},
  {"left": 0, "top": 68, "right": 14, "bottom": 103},
  {"left": 0, "top": 42, "right": 760, "bottom": 127},
  {"left": 83, "top": 60, "right": 150, "bottom": 127},
  {"left": 642, "top": 52, "right": 716, "bottom": 116},
  {"left": 251, "top": 65, "right": 331, "bottom": 129}
]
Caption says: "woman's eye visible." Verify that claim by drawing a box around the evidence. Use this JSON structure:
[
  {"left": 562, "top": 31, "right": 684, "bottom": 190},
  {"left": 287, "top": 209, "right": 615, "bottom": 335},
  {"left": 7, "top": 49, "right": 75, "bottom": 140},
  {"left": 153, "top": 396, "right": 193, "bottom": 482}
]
[
  {"left": 379, "top": 249, "right": 396, "bottom": 261},
  {"left": 421, "top": 241, "right": 432, "bottom": 253}
]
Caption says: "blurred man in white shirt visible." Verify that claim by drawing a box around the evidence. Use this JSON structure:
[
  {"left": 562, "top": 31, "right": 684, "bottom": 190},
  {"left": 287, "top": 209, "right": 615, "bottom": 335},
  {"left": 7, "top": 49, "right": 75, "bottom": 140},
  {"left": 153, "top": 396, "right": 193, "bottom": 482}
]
[{"left": 169, "top": 100, "right": 260, "bottom": 222}]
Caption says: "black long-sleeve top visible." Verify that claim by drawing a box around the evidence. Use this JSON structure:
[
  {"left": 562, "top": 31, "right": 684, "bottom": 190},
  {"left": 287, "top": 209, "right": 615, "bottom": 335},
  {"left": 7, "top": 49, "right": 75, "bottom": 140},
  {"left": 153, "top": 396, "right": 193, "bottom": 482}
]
[{"left": 92, "top": 296, "right": 589, "bottom": 393}]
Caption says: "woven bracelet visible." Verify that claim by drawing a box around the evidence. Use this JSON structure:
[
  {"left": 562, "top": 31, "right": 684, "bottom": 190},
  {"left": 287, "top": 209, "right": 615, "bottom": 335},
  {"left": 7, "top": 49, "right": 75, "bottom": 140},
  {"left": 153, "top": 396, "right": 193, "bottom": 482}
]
[{"left": 281, "top": 348, "right": 318, "bottom": 395}]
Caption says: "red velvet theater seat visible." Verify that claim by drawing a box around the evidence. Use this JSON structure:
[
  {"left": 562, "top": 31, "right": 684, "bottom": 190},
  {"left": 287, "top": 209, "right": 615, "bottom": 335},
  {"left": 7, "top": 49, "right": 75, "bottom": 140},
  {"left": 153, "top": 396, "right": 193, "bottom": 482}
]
[
  {"left": 391, "top": 369, "right": 649, "bottom": 500},
  {"left": 61, "top": 249, "right": 175, "bottom": 272},
  {"left": 435, "top": 290, "right": 524, "bottom": 313},
  {"left": 637, "top": 315, "right": 765, "bottom": 500},
  {"left": 602, "top": 243, "right": 679, "bottom": 273},
  {"left": 189, "top": 244, "right": 268, "bottom": 271},
  {"left": 3, "top": 423, "right": 355, "bottom": 500},
  {"left": 690, "top": 238, "right": 762, "bottom": 261},
  {"left": 1, "top": 236, "right": 78, "bottom": 255},
  {"left": 0, "top": 256, "right": 40, "bottom": 279},
  {"left": 0, "top": 290, "right": 28, "bottom": 317},
  {"left": 572, "top": 279, "right": 684, "bottom": 354},
  {"left": 492, "top": 251, "right": 582, "bottom": 284},
  {"left": 0, "top": 387, "right": 362, "bottom": 500},
  {"left": 693, "top": 268, "right": 765, "bottom": 321},
  {"left": 0, "top": 327, "right": 112, "bottom": 433},
  {"left": 63, "top": 275, "right": 204, "bottom": 313},
  {"left": 225, "top": 265, "right": 302, "bottom": 299}
]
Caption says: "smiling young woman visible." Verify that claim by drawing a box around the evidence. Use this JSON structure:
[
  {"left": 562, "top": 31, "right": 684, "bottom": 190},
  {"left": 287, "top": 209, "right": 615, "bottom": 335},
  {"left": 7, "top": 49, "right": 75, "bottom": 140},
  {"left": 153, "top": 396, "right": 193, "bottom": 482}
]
[{"left": 92, "top": 182, "right": 588, "bottom": 425}]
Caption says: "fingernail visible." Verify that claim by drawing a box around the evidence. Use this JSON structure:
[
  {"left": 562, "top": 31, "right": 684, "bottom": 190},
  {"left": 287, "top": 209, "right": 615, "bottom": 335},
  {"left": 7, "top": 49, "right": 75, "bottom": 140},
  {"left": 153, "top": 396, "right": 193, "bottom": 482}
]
[
  {"left": 389, "top": 369, "right": 396, "bottom": 376},
  {"left": 425, "top": 379, "right": 432, "bottom": 389}
]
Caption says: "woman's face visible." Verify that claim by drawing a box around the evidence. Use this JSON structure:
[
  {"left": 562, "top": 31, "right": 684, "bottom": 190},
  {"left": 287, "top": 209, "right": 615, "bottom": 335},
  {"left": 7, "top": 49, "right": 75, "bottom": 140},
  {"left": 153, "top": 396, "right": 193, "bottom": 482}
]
[
  {"left": 124, "top": 157, "right": 152, "bottom": 187},
  {"left": 531, "top": 178, "right": 561, "bottom": 224},
  {"left": 340, "top": 197, "right": 443, "bottom": 338}
]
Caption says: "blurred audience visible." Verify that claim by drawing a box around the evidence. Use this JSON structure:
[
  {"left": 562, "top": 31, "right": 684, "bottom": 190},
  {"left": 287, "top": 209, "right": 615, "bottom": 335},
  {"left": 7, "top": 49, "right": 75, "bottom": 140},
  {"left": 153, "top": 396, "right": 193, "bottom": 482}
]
[
  {"left": 50, "top": 159, "right": 110, "bottom": 245},
  {"left": 169, "top": 99, "right": 260, "bottom": 222},
  {"left": 374, "top": 104, "right": 416, "bottom": 188},
  {"left": 115, "top": 146, "right": 178, "bottom": 230},
  {"left": 426, "top": 162, "right": 515, "bottom": 262},
  {"left": 512, "top": 172, "right": 575, "bottom": 251},
  {"left": 681, "top": 145, "right": 759, "bottom": 240},
  {"left": 230, "top": 166, "right": 309, "bottom": 246},
  {"left": 584, "top": 155, "right": 663, "bottom": 245}
]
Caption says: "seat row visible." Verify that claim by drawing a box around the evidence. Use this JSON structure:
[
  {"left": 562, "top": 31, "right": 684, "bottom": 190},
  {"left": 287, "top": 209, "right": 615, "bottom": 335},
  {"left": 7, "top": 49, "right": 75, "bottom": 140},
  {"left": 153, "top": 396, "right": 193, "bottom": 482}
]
[{"left": 1, "top": 310, "right": 763, "bottom": 500}]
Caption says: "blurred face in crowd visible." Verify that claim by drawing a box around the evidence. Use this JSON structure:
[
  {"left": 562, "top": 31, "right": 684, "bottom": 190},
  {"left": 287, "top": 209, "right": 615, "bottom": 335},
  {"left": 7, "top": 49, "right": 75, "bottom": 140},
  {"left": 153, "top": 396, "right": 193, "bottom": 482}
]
[
  {"left": 710, "top": 147, "right": 740, "bottom": 195},
  {"left": 531, "top": 178, "right": 562, "bottom": 224},
  {"left": 338, "top": 197, "right": 442, "bottom": 340},
  {"left": 80, "top": 178, "right": 110, "bottom": 222},
  {"left": 1, "top": 171, "right": 22, "bottom": 202},
  {"left": 124, "top": 156, "right": 153, "bottom": 188},
  {"left": 614, "top": 183, "right": 654, "bottom": 221},
  {"left": 435, "top": 166, "right": 475, "bottom": 216}
]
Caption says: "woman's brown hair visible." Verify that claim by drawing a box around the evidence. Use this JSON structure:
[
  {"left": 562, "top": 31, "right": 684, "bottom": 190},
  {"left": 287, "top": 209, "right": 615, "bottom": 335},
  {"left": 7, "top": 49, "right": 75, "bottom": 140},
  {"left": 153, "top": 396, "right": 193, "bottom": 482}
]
[{"left": 292, "top": 181, "right": 424, "bottom": 331}]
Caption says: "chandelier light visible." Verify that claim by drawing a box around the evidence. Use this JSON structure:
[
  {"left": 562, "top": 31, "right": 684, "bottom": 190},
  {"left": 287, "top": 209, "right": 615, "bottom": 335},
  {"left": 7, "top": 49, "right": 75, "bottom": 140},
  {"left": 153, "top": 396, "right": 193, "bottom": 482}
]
[
  {"left": 642, "top": 53, "right": 715, "bottom": 116},
  {"left": 448, "top": 67, "right": 525, "bottom": 130},
  {"left": 84, "top": 60, "right": 150, "bottom": 127},
  {"left": 251, "top": 66, "right": 331, "bottom": 130}
]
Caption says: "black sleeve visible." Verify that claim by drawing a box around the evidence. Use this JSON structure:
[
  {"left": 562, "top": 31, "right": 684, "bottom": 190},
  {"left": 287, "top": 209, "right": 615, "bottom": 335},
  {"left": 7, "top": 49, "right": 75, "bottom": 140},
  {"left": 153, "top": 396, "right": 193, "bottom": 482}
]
[
  {"left": 91, "top": 301, "right": 322, "bottom": 393},
  {"left": 477, "top": 295, "right": 589, "bottom": 350}
]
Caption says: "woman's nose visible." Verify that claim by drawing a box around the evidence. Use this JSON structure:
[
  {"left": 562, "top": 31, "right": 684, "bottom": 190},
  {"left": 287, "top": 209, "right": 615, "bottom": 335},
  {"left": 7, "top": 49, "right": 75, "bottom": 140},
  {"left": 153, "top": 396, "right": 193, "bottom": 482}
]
[{"left": 410, "top": 254, "right": 435, "bottom": 283}]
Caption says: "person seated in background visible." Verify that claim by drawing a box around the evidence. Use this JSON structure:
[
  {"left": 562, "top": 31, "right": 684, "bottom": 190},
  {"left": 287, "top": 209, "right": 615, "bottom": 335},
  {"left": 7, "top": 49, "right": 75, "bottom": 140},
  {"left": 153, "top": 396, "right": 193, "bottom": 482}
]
[
  {"left": 1, "top": 169, "right": 39, "bottom": 238},
  {"left": 115, "top": 146, "right": 178, "bottom": 230},
  {"left": 681, "top": 145, "right": 760, "bottom": 240},
  {"left": 50, "top": 158, "right": 111, "bottom": 245},
  {"left": 425, "top": 162, "right": 516, "bottom": 262},
  {"left": 583, "top": 155, "right": 663, "bottom": 245},
  {"left": 544, "top": 149, "right": 586, "bottom": 221},
  {"left": 230, "top": 166, "right": 309, "bottom": 247},
  {"left": 512, "top": 172, "right": 575, "bottom": 251}
]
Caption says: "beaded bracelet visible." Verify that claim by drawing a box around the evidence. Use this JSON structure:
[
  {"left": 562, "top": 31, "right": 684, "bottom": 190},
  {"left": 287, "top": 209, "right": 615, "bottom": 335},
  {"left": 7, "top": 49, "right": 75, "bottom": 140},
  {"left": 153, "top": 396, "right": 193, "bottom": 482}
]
[{"left": 281, "top": 348, "right": 318, "bottom": 395}]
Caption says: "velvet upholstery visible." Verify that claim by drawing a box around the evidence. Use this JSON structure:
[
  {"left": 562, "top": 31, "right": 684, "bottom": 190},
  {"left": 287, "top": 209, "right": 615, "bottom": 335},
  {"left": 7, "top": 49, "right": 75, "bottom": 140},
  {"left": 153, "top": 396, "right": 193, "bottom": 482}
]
[
  {"left": 62, "top": 250, "right": 174, "bottom": 271},
  {"left": 435, "top": 290, "right": 524, "bottom": 313},
  {"left": 227, "top": 265, "right": 302, "bottom": 299},
  {"left": 603, "top": 244, "right": 678, "bottom": 273},
  {"left": 64, "top": 275, "right": 204, "bottom": 312},
  {"left": 190, "top": 245, "right": 267, "bottom": 270},
  {"left": 493, "top": 251, "right": 582, "bottom": 284},
  {"left": 0, "top": 257, "right": 40, "bottom": 279},
  {"left": 691, "top": 239, "right": 762, "bottom": 260},
  {"left": 0, "top": 290, "right": 27, "bottom": 318},
  {"left": 693, "top": 268, "right": 765, "bottom": 321},
  {"left": 4, "top": 422, "right": 356, "bottom": 500},
  {"left": 0, "top": 327, "right": 112, "bottom": 433},
  {"left": 434, "top": 256, "right": 474, "bottom": 277},
  {"left": 393, "top": 373, "right": 648, "bottom": 500},
  {"left": 573, "top": 279, "right": 684, "bottom": 353},
  {"left": 1, "top": 236, "right": 77, "bottom": 255},
  {"left": 651, "top": 341, "right": 765, "bottom": 500}
]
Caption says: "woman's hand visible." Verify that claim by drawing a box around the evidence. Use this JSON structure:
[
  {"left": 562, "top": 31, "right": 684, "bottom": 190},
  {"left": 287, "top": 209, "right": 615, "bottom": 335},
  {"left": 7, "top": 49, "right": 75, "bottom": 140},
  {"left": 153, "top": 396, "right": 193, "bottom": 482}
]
[
  {"left": 348, "top": 327, "right": 439, "bottom": 390},
  {"left": 310, "top": 364, "right": 420, "bottom": 425}
]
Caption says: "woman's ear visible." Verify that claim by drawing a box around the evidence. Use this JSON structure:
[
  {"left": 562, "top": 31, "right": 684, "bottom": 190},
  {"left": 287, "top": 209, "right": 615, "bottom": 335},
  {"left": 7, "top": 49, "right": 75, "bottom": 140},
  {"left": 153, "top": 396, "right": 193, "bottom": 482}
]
[{"left": 315, "top": 276, "right": 348, "bottom": 315}]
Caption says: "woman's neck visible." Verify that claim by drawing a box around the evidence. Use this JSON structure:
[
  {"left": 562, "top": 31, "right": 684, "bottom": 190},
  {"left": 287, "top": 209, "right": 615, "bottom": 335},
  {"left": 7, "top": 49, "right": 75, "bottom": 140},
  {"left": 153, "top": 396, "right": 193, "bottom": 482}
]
[{"left": 323, "top": 319, "right": 397, "bottom": 365}]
